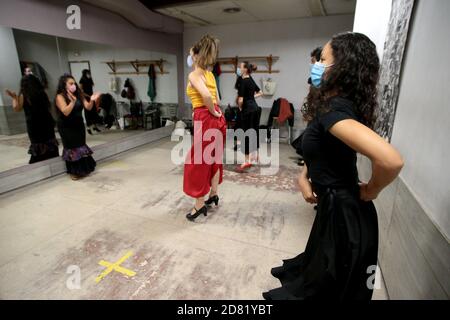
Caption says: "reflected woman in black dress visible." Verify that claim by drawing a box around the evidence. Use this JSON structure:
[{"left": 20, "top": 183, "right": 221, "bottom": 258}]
[
  {"left": 55, "top": 75, "right": 99, "bottom": 180},
  {"left": 5, "top": 75, "right": 59, "bottom": 164},
  {"left": 79, "top": 69, "right": 102, "bottom": 135},
  {"left": 263, "top": 32, "right": 404, "bottom": 300}
]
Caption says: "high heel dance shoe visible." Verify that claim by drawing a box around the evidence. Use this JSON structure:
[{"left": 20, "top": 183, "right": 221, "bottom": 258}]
[
  {"left": 186, "top": 205, "right": 208, "bottom": 221},
  {"left": 236, "top": 162, "right": 252, "bottom": 172},
  {"left": 205, "top": 195, "right": 219, "bottom": 206}
]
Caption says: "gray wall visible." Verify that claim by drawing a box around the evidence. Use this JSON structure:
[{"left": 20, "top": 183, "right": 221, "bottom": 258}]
[
  {"left": 0, "top": 26, "right": 26, "bottom": 135},
  {"left": 13, "top": 29, "right": 70, "bottom": 100},
  {"left": 358, "top": 0, "right": 450, "bottom": 299},
  {"left": 0, "top": 0, "right": 185, "bottom": 110},
  {"left": 183, "top": 15, "right": 354, "bottom": 124},
  {"left": 390, "top": 0, "right": 450, "bottom": 240}
]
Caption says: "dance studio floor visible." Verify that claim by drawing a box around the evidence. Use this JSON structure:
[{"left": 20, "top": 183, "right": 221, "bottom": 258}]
[{"left": 0, "top": 137, "right": 388, "bottom": 299}]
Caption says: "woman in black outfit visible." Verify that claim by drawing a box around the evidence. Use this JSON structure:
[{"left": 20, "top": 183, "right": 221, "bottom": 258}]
[
  {"left": 79, "top": 69, "right": 102, "bottom": 134},
  {"left": 55, "top": 75, "right": 99, "bottom": 180},
  {"left": 263, "top": 32, "right": 404, "bottom": 300},
  {"left": 236, "top": 61, "right": 263, "bottom": 171},
  {"left": 5, "top": 75, "right": 59, "bottom": 163}
]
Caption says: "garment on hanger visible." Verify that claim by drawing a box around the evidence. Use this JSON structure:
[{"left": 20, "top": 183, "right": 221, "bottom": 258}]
[
  {"left": 147, "top": 64, "right": 156, "bottom": 102},
  {"left": 109, "top": 77, "right": 118, "bottom": 93},
  {"left": 212, "top": 62, "right": 222, "bottom": 99}
]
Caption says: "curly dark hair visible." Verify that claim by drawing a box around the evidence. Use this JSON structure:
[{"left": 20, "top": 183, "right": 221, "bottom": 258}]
[
  {"left": 20, "top": 74, "right": 51, "bottom": 110},
  {"left": 56, "top": 74, "right": 84, "bottom": 103},
  {"left": 302, "top": 32, "right": 380, "bottom": 128}
]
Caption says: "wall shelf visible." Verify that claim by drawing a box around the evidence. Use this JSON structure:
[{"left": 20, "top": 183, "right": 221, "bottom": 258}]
[
  {"left": 103, "top": 59, "right": 169, "bottom": 75},
  {"left": 217, "top": 55, "right": 280, "bottom": 74}
]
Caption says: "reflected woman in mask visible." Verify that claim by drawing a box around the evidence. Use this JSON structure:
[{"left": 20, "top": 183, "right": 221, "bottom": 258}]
[{"left": 55, "top": 74, "right": 99, "bottom": 180}]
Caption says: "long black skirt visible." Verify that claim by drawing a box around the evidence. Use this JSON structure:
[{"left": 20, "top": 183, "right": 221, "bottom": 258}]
[{"left": 263, "top": 186, "right": 379, "bottom": 300}]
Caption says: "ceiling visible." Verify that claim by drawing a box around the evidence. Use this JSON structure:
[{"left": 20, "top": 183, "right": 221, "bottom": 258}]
[{"left": 143, "top": 0, "right": 357, "bottom": 28}]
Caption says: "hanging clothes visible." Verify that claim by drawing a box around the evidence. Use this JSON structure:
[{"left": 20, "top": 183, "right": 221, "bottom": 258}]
[
  {"left": 212, "top": 62, "right": 222, "bottom": 99},
  {"left": 277, "top": 98, "right": 294, "bottom": 125},
  {"left": 147, "top": 64, "right": 156, "bottom": 102}
]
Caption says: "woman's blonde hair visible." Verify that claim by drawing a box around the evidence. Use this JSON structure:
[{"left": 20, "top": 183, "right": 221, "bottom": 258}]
[{"left": 192, "top": 35, "right": 219, "bottom": 69}]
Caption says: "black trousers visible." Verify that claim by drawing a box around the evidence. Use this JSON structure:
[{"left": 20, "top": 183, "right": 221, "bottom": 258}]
[{"left": 240, "top": 105, "right": 261, "bottom": 155}]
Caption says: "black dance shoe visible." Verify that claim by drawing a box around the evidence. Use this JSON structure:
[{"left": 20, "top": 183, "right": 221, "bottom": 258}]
[
  {"left": 186, "top": 205, "right": 207, "bottom": 221},
  {"left": 205, "top": 195, "right": 219, "bottom": 206}
]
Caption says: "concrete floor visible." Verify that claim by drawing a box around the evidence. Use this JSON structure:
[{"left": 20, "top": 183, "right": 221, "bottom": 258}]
[
  {"left": 0, "top": 128, "right": 145, "bottom": 172},
  {"left": 0, "top": 137, "right": 388, "bottom": 299}
]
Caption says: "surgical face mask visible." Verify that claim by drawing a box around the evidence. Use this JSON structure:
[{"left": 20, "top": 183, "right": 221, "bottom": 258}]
[
  {"left": 310, "top": 62, "right": 333, "bottom": 88},
  {"left": 68, "top": 84, "right": 77, "bottom": 93},
  {"left": 236, "top": 68, "right": 242, "bottom": 77},
  {"left": 187, "top": 55, "right": 194, "bottom": 67}
]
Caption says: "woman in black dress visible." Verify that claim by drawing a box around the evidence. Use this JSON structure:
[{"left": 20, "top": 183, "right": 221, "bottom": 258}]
[
  {"left": 79, "top": 69, "right": 102, "bottom": 135},
  {"left": 263, "top": 32, "right": 404, "bottom": 300},
  {"left": 236, "top": 61, "right": 263, "bottom": 171},
  {"left": 5, "top": 75, "right": 59, "bottom": 164},
  {"left": 55, "top": 75, "right": 99, "bottom": 180}
]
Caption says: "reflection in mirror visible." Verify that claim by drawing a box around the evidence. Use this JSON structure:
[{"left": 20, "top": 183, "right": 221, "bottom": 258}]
[{"left": 0, "top": 28, "right": 178, "bottom": 174}]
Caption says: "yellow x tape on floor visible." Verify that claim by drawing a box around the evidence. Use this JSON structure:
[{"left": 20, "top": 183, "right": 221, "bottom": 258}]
[{"left": 95, "top": 251, "right": 136, "bottom": 283}]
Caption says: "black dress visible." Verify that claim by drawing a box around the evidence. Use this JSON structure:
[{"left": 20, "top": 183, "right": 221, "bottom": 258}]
[
  {"left": 263, "top": 97, "right": 378, "bottom": 301},
  {"left": 22, "top": 96, "right": 59, "bottom": 163},
  {"left": 238, "top": 77, "right": 261, "bottom": 155},
  {"left": 57, "top": 98, "right": 96, "bottom": 177}
]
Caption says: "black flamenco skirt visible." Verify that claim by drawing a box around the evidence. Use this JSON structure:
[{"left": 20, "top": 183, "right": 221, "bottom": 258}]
[
  {"left": 263, "top": 185, "right": 379, "bottom": 301},
  {"left": 62, "top": 145, "right": 96, "bottom": 177}
]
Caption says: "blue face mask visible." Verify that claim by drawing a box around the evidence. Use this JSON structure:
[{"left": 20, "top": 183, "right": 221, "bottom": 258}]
[
  {"left": 310, "top": 62, "right": 333, "bottom": 88},
  {"left": 236, "top": 68, "right": 242, "bottom": 77},
  {"left": 187, "top": 55, "right": 194, "bottom": 68}
]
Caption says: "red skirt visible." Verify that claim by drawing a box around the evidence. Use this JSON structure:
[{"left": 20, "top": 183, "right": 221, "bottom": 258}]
[{"left": 183, "top": 106, "right": 227, "bottom": 198}]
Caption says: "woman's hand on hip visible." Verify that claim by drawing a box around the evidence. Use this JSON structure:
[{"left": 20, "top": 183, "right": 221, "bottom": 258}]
[
  {"left": 298, "top": 174, "right": 317, "bottom": 204},
  {"left": 359, "top": 182, "right": 379, "bottom": 201},
  {"left": 212, "top": 110, "right": 222, "bottom": 118}
]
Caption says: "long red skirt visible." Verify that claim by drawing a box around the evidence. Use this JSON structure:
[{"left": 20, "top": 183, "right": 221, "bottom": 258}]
[{"left": 183, "top": 106, "right": 227, "bottom": 198}]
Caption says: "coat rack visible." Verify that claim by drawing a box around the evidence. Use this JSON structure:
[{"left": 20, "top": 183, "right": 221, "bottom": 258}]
[
  {"left": 103, "top": 59, "right": 169, "bottom": 75},
  {"left": 217, "top": 55, "right": 279, "bottom": 74}
]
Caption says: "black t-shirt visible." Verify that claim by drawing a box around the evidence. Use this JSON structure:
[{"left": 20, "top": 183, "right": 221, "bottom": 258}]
[
  {"left": 238, "top": 77, "right": 260, "bottom": 102},
  {"left": 238, "top": 77, "right": 260, "bottom": 113},
  {"left": 302, "top": 97, "right": 359, "bottom": 188},
  {"left": 79, "top": 77, "right": 94, "bottom": 96}
]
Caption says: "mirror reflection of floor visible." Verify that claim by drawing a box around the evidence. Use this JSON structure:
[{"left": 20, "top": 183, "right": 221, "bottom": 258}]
[
  {"left": 0, "top": 128, "right": 146, "bottom": 172},
  {"left": 0, "top": 138, "right": 388, "bottom": 299}
]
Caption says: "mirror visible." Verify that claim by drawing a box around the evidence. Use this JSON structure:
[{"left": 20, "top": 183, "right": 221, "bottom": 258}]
[{"left": 0, "top": 27, "right": 178, "bottom": 173}]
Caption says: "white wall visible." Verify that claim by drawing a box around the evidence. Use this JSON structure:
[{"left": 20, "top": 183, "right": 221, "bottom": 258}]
[
  {"left": 390, "top": 0, "right": 450, "bottom": 239},
  {"left": 353, "top": 0, "right": 392, "bottom": 60},
  {"left": 64, "top": 39, "right": 178, "bottom": 104},
  {"left": 183, "top": 15, "right": 354, "bottom": 126},
  {"left": 0, "top": 26, "right": 22, "bottom": 106}
]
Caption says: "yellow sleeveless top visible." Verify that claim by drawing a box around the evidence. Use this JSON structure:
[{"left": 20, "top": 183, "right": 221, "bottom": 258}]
[{"left": 186, "top": 70, "right": 218, "bottom": 108}]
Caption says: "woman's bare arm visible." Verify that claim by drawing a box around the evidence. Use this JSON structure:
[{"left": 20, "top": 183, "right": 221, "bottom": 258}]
[
  {"left": 329, "top": 119, "right": 404, "bottom": 200},
  {"left": 5, "top": 90, "right": 23, "bottom": 112},
  {"left": 298, "top": 165, "right": 317, "bottom": 204},
  {"left": 55, "top": 94, "right": 76, "bottom": 117}
]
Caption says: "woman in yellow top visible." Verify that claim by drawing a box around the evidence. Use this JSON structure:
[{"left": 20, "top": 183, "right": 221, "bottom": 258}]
[{"left": 184, "top": 35, "right": 227, "bottom": 221}]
